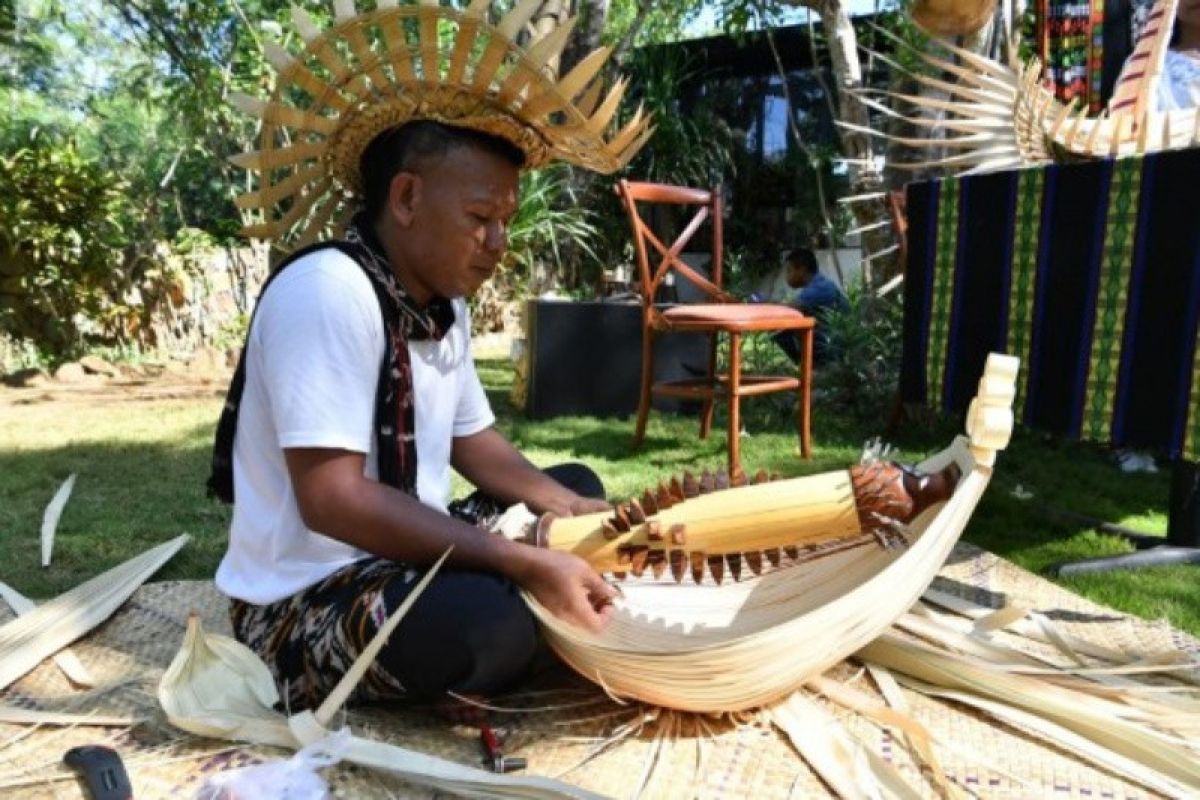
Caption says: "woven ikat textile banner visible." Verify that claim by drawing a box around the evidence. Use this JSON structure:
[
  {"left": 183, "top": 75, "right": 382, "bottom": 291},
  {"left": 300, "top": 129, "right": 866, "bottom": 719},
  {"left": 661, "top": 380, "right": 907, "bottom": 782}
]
[{"left": 901, "top": 148, "right": 1200, "bottom": 461}]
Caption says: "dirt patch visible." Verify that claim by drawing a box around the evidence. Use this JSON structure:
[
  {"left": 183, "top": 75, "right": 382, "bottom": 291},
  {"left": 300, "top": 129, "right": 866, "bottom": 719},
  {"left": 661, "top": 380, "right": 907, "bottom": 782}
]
[{"left": 0, "top": 371, "right": 232, "bottom": 408}]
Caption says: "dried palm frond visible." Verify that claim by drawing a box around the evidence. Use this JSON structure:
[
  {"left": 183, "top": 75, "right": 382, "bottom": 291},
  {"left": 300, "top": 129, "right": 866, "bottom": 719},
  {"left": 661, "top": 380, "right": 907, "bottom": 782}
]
[
  {"left": 768, "top": 691, "right": 922, "bottom": 800},
  {"left": 918, "top": 589, "right": 1200, "bottom": 691},
  {"left": 0, "top": 534, "right": 189, "bottom": 691},
  {"left": 805, "top": 673, "right": 957, "bottom": 797},
  {"left": 158, "top": 549, "right": 604, "bottom": 798},
  {"left": 859, "top": 630, "right": 1200, "bottom": 797},
  {"left": 0, "top": 581, "right": 94, "bottom": 688},
  {"left": 40, "top": 473, "right": 75, "bottom": 568},
  {"left": 0, "top": 706, "right": 133, "bottom": 727}
]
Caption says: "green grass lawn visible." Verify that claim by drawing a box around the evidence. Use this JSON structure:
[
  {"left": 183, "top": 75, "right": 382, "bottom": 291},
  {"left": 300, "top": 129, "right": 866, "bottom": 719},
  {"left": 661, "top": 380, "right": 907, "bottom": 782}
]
[{"left": 1, "top": 358, "right": 1195, "bottom": 637}]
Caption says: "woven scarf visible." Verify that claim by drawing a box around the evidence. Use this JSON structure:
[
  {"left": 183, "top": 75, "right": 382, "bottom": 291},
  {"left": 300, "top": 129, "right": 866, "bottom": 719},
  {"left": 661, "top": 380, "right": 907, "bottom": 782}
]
[{"left": 207, "top": 215, "right": 455, "bottom": 503}]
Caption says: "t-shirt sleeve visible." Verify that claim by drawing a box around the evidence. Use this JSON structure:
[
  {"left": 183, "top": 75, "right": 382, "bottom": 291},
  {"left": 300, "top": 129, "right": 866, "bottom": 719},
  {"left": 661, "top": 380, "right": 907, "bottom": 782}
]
[
  {"left": 798, "top": 277, "right": 838, "bottom": 313},
  {"left": 453, "top": 302, "right": 496, "bottom": 437},
  {"left": 252, "top": 255, "right": 383, "bottom": 453}
]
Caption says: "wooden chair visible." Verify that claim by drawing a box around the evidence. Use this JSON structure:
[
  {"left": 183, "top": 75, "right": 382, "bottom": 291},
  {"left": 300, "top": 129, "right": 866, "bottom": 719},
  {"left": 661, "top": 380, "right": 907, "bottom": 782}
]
[
  {"left": 615, "top": 179, "right": 815, "bottom": 480},
  {"left": 886, "top": 188, "right": 909, "bottom": 281}
]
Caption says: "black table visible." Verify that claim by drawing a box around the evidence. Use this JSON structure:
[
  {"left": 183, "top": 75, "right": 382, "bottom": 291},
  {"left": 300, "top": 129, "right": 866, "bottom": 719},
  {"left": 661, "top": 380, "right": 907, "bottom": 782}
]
[{"left": 519, "top": 299, "right": 708, "bottom": 420}]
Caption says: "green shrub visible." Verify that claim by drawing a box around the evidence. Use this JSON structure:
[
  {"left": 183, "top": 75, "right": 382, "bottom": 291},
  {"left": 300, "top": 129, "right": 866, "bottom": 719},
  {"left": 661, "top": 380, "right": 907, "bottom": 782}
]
[
  {"left": 0, "top": 131, "right": 138, "bottom": 358},
  {"left": 470, "top": 165, "right": 602, "bottom": 333},
  {"left": 818, "top": 285, "right": 904, "bottom": 420},
  {"left": 505, "top": 165, "right": 601, "bottom": 287}
]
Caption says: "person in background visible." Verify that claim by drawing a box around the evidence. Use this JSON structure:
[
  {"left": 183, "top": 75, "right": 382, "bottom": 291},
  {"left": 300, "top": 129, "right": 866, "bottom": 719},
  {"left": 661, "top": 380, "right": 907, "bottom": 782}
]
[
  {"left": 1121, "top": 0, "right": 1200, "bottom": 110},
  {"left": 1103, "top": 2, "right": 1196, "bottom": 475},
  {"left": 1160, "top": 0, "right": 1200, "bottom": 109},
  {"left": 771, "top": 247, "right": 849, "bottom": 366}
]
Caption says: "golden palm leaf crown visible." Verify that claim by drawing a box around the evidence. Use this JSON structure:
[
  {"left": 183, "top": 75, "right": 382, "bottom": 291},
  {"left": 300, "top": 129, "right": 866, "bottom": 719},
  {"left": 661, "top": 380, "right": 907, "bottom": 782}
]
[{"left": 229, "top": 0, "right": 654, "bottom": 247}]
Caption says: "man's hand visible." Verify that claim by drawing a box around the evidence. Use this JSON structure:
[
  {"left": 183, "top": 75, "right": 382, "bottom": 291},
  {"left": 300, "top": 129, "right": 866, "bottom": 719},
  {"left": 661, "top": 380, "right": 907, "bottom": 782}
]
[
  {"left": 512, "top": 547, "right": 618, "bottom": 633},
  {"left": 535, "top": 492, "right": 610, "bottom": 519},
  {"left": 452, "top": 429, "right": 611, "bottom": 518},
  {"left": 563, "top": 495, "right": 612, "bottom": 517}
]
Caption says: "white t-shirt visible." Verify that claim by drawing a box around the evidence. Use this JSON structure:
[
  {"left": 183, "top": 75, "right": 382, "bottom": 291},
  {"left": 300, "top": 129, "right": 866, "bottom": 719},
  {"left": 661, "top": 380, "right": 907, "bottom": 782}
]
[
  {"left": 215, "top": 248, "right": 495, "bottom": 604},
  {"left": 1159, "top": 49, "right": 1200, "bottom": 111}
]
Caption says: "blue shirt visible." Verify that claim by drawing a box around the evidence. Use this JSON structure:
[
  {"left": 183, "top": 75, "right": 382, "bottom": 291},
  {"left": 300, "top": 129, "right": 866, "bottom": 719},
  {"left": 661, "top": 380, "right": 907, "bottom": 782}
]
[{"left": 791, "top": 273, "right": 848, "bottom": 318}]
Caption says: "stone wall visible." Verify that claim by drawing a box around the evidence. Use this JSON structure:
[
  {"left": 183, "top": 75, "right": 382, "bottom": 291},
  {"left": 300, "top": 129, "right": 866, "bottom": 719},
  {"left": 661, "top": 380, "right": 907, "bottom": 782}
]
[
  {"left": 0, "top": 242, "right": 268, "bottom": 378},
  {"left": 146, "top": 243, "right": 269, "bottom": 359}
]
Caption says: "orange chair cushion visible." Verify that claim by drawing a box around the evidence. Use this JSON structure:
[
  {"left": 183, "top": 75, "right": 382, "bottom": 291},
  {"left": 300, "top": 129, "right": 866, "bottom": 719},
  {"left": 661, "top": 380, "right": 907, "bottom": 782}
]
[{"left": 660, "top": 303, "right": 813, "bottom": 332}]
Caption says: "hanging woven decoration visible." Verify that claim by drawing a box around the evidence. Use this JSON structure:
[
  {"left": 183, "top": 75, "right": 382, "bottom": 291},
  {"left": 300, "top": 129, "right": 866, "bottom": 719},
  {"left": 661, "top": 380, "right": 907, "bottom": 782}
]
[
  {"left": 851, "top": 0, "right": 1199, "bottom": 176},
  {"left": 911, "top": 0, "right": 998, "bottom": 37},
  {"left": 228, "top": 0, "right": 653, "bottom": 249}
]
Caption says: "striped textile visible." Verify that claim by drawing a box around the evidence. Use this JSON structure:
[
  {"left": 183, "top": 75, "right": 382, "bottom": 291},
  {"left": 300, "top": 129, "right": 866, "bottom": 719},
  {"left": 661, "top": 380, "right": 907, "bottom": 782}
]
[
  {"left": 1038, "top": 0, "right": 1105, "bottom": 112},
  {"left": 1038, "top": 0, "right": 1141, "bottom": 113},
  {"left": 901, "top": 148, "right": 1200, "bottom": 460}
]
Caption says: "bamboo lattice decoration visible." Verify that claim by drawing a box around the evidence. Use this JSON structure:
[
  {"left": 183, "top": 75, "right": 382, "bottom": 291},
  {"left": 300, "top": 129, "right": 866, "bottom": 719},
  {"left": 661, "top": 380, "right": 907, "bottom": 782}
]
[
  {"left": 229, "top": 0, "right": 653, "bottom": 248},
  {"left": 853, "top": 0, "right": 1200, "bottom": 176}
]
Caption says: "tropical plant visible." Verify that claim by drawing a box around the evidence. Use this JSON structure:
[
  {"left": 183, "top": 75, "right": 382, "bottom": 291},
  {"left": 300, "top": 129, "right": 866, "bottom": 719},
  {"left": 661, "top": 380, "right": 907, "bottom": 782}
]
[
  {"left": 621, "top": 46, "right": 736, "bottom": 189},
  {"left": 469, "top": 165, "right": 603, "bottom": 334},
  {"left": 579, "top": 43, "right": 740, "bottom": 288},
  {"left": 0, "top": 131, "right": 136, "bottom": 356},
  {"left": 816, "top": 286, "right": 904, "bottom": 420},
  {"left": 505, "top": 164, "right": 601, "bottom": 290}
]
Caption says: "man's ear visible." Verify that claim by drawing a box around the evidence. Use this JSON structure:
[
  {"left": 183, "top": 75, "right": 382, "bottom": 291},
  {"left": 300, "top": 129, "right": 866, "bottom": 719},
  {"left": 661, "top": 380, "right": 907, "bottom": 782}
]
[{"left": 386, "top": 171, "right": 422, "bottom": 228}]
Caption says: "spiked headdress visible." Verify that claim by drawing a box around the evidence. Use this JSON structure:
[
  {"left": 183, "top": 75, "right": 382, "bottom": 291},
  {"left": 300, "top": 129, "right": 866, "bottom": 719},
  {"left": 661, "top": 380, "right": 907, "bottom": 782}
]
[{"left": 229, "top": 0, "right": 653, "bottom": 247}]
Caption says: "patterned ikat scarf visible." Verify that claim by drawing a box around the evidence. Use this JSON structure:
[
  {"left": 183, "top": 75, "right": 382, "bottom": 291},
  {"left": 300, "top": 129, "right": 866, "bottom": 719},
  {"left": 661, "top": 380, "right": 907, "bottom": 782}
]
[{"left": 208, "top": 214, "right": 454, "bottom": 502}]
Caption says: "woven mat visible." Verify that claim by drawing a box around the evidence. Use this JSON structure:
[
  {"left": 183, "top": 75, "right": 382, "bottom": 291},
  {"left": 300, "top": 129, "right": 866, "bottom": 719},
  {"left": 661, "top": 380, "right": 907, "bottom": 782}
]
[{"left": 1, "top": 543, "right": 1196, "bottom": 799}]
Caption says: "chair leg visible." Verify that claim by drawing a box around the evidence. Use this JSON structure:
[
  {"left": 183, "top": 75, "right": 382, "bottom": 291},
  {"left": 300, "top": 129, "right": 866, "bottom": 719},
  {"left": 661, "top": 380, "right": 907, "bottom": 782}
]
[
  {"left": 633, "top": 327, "right": 655, "bottom": 448},
  {"left": 727, "top": 332, "right": 743, "bottom": 482},
  {"left": 796, "top": 327, "right": 813, "bottom": 459},
  {"left": 699, "top": 332, "right": 718, "bottom": 439}
]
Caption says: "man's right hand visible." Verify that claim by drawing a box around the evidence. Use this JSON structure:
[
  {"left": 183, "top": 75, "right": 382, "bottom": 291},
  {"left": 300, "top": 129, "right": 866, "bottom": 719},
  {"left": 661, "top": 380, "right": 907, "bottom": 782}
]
[{"left": 510, "top": 547, "right": 618, "bottom": 634}]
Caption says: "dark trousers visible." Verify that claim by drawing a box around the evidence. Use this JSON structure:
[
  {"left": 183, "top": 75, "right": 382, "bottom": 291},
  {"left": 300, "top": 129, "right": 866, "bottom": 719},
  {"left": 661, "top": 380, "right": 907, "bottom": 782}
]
[
  {"left": 772, "top": 328, "right": 837, "bottom": 366},
  {"left": 230, "top": 462, "right": 605, "bottom": 710}
]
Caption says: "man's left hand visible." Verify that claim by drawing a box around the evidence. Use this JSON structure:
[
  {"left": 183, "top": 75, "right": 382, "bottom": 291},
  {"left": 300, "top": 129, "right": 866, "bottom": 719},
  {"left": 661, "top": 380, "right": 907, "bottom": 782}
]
[
  {"left": 540, "top": 494, "right": 611, "bottom": 518},
  {"left": 563, "top": 496, "right": 611, "bottom": 517}
]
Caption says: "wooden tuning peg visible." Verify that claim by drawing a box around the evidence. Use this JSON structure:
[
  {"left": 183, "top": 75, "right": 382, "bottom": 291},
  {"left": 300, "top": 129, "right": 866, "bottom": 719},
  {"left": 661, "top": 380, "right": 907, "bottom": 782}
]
[
  {"left": 725, "top": 552, "right": 742, "bottom": 581},
  {"left": 715, "top": 469, "right": 730, "bottom": 490},
  {"left": 707, "top": 555, "right": 725, "bottom": 584},
  {"left": 629, "top": 546, "right": 649, "bottom": 578},
  {"left": 669, "top": 550, "right": 686, "bottom": 583}
]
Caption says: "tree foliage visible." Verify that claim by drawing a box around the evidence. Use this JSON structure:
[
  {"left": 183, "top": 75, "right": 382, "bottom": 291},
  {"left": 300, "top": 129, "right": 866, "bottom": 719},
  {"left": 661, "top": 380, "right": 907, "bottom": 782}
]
[
  {"left": 0, "top": 130, "right": 133, "bottom": 352},
  {"left": 0, "top": 0, "right": 898, "bottom": 354},
  {"left": 0, "top": 0, "right": 288, "bottom": 355}
]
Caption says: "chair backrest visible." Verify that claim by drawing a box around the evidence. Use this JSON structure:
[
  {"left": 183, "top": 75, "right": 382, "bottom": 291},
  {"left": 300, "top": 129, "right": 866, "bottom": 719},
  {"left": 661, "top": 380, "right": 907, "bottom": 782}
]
[{"left": 615, "top": 180, "right": 731, "bottom": 307}]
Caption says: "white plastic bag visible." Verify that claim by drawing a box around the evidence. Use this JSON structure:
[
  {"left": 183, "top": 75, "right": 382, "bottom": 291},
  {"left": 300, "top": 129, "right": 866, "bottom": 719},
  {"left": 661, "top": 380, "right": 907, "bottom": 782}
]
[{"left": 195, "top": 728, "right": 350, "bottom": 800}]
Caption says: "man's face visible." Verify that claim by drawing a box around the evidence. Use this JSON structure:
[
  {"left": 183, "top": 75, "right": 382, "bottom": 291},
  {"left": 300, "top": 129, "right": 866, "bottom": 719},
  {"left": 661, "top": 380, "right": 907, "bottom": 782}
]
[
  {"left": 392, "top": 144, "right": 520, "bottom": 304},
  {"left": 785, "top": 263, "right": 811, "bottom": 289}
]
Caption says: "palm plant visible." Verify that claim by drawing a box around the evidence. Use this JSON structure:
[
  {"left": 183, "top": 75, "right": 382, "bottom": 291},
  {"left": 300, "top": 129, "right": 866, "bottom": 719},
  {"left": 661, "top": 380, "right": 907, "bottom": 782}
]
[{"left": 504, "top": 164, "right": 602, "bottom": 292}]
